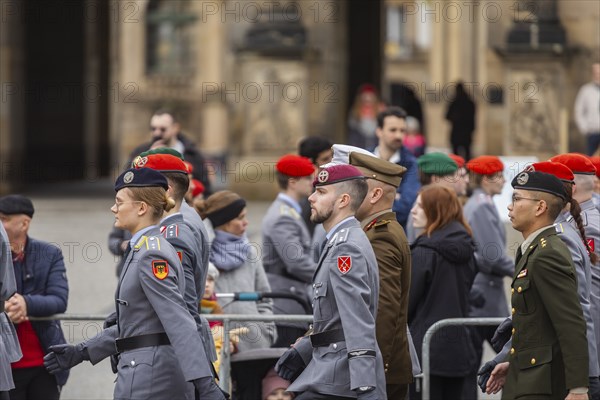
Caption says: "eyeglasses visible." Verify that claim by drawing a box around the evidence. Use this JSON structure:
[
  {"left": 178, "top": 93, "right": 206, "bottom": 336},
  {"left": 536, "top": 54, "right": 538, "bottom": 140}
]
[
  {"left": 511, "top": 195, "right": 540, "bottom": 206},
  {"left": 114, "top": 200, "right": 143, "bottom": 210},
  {"left": 150, "top": 126, "right": 167, "bottom": 133}
]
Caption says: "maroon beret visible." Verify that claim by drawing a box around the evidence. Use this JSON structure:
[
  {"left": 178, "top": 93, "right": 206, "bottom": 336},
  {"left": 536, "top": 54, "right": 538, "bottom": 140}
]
[{"left": 313, "top": 164, "right": 365, "bottom": 187}]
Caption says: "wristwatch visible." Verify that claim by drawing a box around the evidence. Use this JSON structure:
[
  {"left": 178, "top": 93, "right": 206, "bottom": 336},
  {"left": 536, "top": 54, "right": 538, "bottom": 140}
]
[{"left": 358, "top": 386, "right": 375, "bottom": 392}]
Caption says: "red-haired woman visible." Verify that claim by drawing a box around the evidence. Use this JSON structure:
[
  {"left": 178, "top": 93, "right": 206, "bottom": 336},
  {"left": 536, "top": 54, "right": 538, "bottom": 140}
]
[{"left": 408, "top": 185, "right": 478, "bottom": 400}]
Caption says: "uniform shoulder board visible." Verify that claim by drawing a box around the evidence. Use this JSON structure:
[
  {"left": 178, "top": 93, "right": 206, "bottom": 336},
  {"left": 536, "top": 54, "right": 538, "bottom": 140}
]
[
  {"left": 334, "top": 228, "right": 350, "bottom": 245},
  {"left": 554, "top": 223, "right": 564, "bottom": 234},
  {"left": 279, "top": 204, "right": 300, "bottom": 220},
  {"left": 539, "top": 236, "right": 547, "bottom": 248},
  {"left": 162, "top": 223, "right": 179, "bottom": 239},
  {"left": 133, "top": 235, "right": 148, "bottom": 251},
  {"left": 374, "top": 219, "right": 392, "bottom": 229}
]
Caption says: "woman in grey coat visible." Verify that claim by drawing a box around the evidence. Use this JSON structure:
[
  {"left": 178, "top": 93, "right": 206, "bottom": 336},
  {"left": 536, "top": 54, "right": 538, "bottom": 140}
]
[{"left": 197, "top": 191, "right": 277, "bottom": 353}]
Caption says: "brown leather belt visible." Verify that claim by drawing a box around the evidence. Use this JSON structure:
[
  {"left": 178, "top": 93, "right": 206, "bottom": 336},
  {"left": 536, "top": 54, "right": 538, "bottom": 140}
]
[
  {"left": 115, "top": 333, "right": 170, "bottom": 353},
  {"left": 310, "top": 328, "right": 345, "bottom": 347}
]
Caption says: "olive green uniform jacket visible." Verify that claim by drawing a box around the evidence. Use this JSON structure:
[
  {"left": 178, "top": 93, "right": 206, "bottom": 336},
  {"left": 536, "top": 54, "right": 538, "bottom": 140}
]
[
  {"left": 364, "top": 211, "right": 413, "bottom": 386},
  {"left": 503, "top": 227, "right": 589, "bottom": 399}
]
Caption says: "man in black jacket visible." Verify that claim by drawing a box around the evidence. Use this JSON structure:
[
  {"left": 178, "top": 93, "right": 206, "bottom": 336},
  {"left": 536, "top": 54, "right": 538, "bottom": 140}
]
[{"left": 129, "top": 109, "right": 212, "bottom": 195}]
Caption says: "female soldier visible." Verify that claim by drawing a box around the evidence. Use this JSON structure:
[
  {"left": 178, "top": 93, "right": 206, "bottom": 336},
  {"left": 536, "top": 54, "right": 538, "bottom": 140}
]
[{"left": 43, "top": 168, "right": 224, "bottom": 400}]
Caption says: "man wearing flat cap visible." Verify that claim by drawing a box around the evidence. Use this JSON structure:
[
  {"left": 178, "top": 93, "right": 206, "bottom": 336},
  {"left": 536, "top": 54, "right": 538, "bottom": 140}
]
[
  {"left": 262, "top": 154, "right": 317, "bottom": 347},
  {"left": 484, "top": 171, "right": 590, "bottom": 400},
  {"left": 275, "top": 164, "right": 386, "bottom": 400},
  {"left": 0, "top": 195, "right": 69, "bottom": 399},
  {"left": 350, "top": 151, "right": 414, "bottom": 399}
]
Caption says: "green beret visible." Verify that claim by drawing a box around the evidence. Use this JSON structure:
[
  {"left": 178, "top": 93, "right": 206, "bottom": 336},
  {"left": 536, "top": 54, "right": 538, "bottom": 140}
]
[{"left": 417, "top": 152, "right": 458, "bottom": 176}]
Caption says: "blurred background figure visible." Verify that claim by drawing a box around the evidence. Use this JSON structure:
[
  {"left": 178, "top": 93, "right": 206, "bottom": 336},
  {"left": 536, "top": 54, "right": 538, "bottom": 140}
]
[
  {"left": 402, "top": 116, "right": 426, "bottom": 158},
  {"left": 262, "top": 368, "right": 291, "bottom": 400},
  {"left": 348, "top": 84, "right": 386, "bottom": 150},
  {"left": 408, "top": 185, "right": 477, "bottom": 400},
  {"left": 197, "top": 191, "right": 276, "bottom": 352},
  {"left": 445, "top": 82, "right": 476, "bottom": 161},
  {"left": 0, "top": 195, "right": 70, "bottom": 400},
  {"left": 574, "top": 63, "right": 600, "bottom": 156}
]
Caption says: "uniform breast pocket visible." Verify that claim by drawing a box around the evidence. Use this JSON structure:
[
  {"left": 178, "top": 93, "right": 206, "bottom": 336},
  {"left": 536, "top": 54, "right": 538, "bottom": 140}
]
[
  {"left": 115, "top": 349, "right": 156, "bottom": 399},
  {"left": 315, "top": 341, "right": 347, "bottom": 385},
  {"left": 513, "top": 279, "right": 536, "bottom": 315},
  {"left": 313, "top": 283, "right": 332, "bottom": 322}
]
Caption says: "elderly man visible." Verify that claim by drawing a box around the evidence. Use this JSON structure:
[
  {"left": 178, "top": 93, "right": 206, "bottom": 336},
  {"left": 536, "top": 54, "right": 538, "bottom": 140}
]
[
  {"left": 275, "top": 164, "right": 386, "bottom": 400},
  {"left": 0, "top": 195, "right": 69, "bottom": 400}
]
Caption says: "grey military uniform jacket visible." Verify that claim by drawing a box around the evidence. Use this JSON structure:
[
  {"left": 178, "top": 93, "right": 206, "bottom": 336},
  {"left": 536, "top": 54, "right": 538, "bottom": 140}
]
[
  {"left": 464, "top": 188, "right": 514, "bottom": 317},
  {"left": 85, "top": 232, "right": 211, "bottom": 400},
  {"left": 288, "top": 218, "right": 387, "bottom": 399},
  {"left": 556, "top": 213, "right": 599, "bottom": 377},
  {"left": 160, "top": 213, "right": 215, "bottom": 369},
  {"left": 574, "top": 199, "right": 600, "bottom": 368},
  {"left": 0, "top": 224, "right": 21, "bottom": 391},
  {"left": 262, "top": 195, "right": 316, "bottom": 319}
]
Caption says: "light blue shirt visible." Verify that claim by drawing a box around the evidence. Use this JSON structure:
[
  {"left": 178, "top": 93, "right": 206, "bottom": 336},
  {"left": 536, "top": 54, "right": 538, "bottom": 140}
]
[{"left": 130, "top": 225, "right": 157, "bottom": 247}]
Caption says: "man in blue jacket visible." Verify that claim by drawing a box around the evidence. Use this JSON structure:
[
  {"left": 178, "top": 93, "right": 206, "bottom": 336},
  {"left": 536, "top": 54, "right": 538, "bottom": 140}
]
[
  {"left": 372, "top": 107, "right": 420, "bottom": 230},
  {"left": 0, "top": 195, "right": 69, "bottom": 400}
]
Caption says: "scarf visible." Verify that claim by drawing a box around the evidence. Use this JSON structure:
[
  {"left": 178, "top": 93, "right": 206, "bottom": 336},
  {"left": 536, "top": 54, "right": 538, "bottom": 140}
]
[{"left": 210, "top": 230, "right": 250, "bottom": 272}]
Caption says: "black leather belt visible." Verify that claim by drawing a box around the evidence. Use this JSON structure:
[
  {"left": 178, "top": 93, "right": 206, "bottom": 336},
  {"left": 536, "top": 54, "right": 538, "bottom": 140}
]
[
  {"left": 310, "top": 328, "right": 345, "bottom": 347},
  {"left": 115, "top": 333, "right": 170, "bottom": 353}
]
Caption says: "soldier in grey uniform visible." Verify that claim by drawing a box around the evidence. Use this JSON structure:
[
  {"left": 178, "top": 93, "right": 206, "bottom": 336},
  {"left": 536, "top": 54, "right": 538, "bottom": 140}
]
[
  {"left": 262, "top": 154, "right": 316, "bottom": 346},
  {"left": 44, "top": 168, "right": 224, "bottom": 400},
  {"left": 1, "top": 223, "right": 21, "bottom": 399},
  {"left": 275, "top": 164, "right": 386, "bottom": 400},
  {"left": 462, "top": 156, "right": 513, "bottom": 397}
]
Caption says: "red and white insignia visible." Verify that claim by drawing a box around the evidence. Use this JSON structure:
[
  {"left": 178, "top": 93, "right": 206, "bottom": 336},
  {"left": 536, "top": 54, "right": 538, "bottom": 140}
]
[
  {"left": 152, "top": 260, "right": 169, "bottom": 280},
  {"left": 337, "top": 256, "right": 352, "bottom": 274},
  {"left": 177, "top": 251, "right": 183, "bottom": 262},
  {"left": 516, "top": 269, "right": 528, "bottom": 278},
  {"left": 588, "top": 238, "right": 595, "bottom": 253}
]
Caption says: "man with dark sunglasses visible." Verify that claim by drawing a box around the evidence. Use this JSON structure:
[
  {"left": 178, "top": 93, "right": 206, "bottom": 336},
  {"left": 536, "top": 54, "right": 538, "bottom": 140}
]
[{"left": 128, "top": 109, "right": 212, "bottom": 195}]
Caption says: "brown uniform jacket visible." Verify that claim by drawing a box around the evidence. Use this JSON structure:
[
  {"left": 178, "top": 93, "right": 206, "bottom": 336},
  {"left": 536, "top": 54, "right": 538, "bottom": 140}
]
[
  {"left": 503, "top": 227, "right": 589, "bottom": 400},
  {"left": 364, "top": 211, "right": 413, "bottom": 385}
]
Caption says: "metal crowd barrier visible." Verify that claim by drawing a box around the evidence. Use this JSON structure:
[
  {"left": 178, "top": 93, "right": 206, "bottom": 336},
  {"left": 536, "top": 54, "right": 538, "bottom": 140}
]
[
  {"left": 31, "top": 313, "right": 313, "bottom": 393},
  {"left": 421, "top": 317, "right": 505, "bottom": 400}
]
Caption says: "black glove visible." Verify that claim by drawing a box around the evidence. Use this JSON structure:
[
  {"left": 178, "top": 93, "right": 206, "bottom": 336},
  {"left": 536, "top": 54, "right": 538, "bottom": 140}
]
[
  {"left": 469, "top": 287, "right": 486, "bottom": 309},
  {"left": 275, "top": 347, "right": 305, "bottom": 382},
  {"left": 491, "top": 317, "right": 513, "bottom": 353},
  {"left": 44, "top": 343, "right": 89, "bottom": 374},
  {"left": 192, "top": 377, "right": 226, "bottom": 400},
  {"left": 356, "top": 388, "right": 379, "bottom": 400},
  {"left": 477, "top": 360, "right": 497, "bottom": 393}
]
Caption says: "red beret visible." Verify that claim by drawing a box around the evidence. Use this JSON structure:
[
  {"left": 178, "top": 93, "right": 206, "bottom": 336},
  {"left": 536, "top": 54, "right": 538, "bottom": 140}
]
[
  {"left": 133, "top": 154, "right": 188, "bottom": 174},
  {"left": 191, "top": 179, "right": 205, "bottom": 198},
  {"left": 448, "top": 154, "right": 465, "bottom": 169},
  {"left": 550, "top": 153, "right": 597, "bottom": 175},
  {"left": 527, "top": 161, "right": 574, "bottom": 183},
  {"left": 466, "top": 156, "right": 504, "bottom": 175},
  {"left": 588, "top": 156, "right": 600, "bottom": 179},
  {"left": 183, "top": 161, "right": 194, "bottom": 174},
  {"left": 313, "top": 164, "right": 365, "bottom": 187},
  {"left": 276, "top": 154, "right": 315, "bottom": 177}
]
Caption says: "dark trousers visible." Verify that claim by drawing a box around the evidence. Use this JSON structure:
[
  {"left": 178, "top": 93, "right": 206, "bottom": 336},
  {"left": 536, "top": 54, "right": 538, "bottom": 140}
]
[
  {"left": 452, "top": 143, "right": 472, "bottom": 162},
  {"left": 586, "top": 133, "right": 600, "bottom": 156},
  {"left": 1, "top": 392, "right": 10, "bottom": 400},
  {"left": 9, "top": 367, "right": 60, "bottom": 400},
  {"left": 409, "top": 375, "right": 465, "bottom": 400},
  {"left": 294, "top": 391, "right": 353, "bottom": 400},
  {"left": 386, "top": 383, "right": 409, "bottom": 400}
]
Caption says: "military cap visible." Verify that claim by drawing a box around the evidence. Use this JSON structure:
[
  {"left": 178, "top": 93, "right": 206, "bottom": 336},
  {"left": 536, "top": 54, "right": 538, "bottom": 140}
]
[
  {"left": 349, "top": 152, "right": 406, "bottom": 188},
  {"left": 467, "top": 156, "right": 504, "bottom": 175},
  {"left": 448, "top": 154, "right": 466, "bottom": 169},
  {"left": 589, "top": 156, "right": 600, "bottom": 179},
  {"left": 276, "top": 154, "right": 315, "bottom": 177},
  {"left": 132, "top": 154, "right": 188, "bottom": 174},
  {"left": 313, "top": 164, "right": 365, "bottom": 187},
  {"left": 550, "top": 153, "right": 597, "bottom": 175},
  {"left": 527, "top": 161, "right": 574, "bottom": 183},
  {"left": 137, "top": 147, "right": 184, "bottom": 160},
  {"left": 0, "top": 195, "right": 34, "bottom": 218},
  {"left": 330, "top": 144, "right": 375, "bottom": 166},
  {"left": 417, "top": 152, "right": 458, "bottom": 176},
  {"left": 183, "top": 161, "right": 194, "bottom": 174},
  {"left": 191, "top": 179, "right": 205, "bottom": 198},
  {"left": 511, "top": 170, "right": 567, "bottom": 200},
  {"left": 115, "top": 167, "right": 169, "bottom": 192}
]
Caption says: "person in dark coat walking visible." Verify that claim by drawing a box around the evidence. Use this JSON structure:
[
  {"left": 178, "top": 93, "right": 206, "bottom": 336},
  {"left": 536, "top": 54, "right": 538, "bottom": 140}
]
[
  {"left": 0, "top": 195, "right": 69, "bottom": 400},
  {"left": 445, "top": 82, "right": 476, "bottom": 161},
  {"left": 408, "top": 185, "right": 477, "bottom": 400}
]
